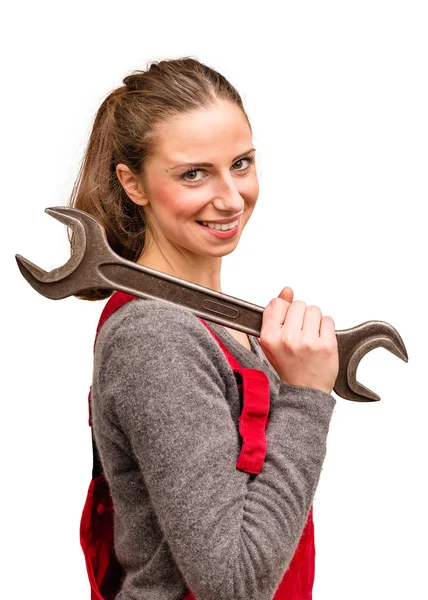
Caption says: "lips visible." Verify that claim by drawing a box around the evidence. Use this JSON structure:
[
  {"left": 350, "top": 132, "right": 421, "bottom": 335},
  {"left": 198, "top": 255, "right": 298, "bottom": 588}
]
[
  {"left": 197, "top": 218, "right": 239, "bottom": 231},
  {"left": 196, "top": 220, "right": 239, "bottom": 239}
]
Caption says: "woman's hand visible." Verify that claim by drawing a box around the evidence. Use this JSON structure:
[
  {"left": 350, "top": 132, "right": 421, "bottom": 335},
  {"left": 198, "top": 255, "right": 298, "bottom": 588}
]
[{"left": 259, "top": 286, "right": 339, "bottom": 394}]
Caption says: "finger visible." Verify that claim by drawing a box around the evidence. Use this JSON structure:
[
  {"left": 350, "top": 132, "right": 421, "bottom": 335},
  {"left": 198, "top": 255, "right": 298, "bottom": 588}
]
[
  {"left": 282, "top": 300, "right": 307, "bottom": 337},
  {"left": 319, "top": 315, "right": 336, "bottom": 341},
  {"left": 278, "top": 286, "right": 294, "bottom": 304},
  {"left": 262, "top": 297, "right": 291, "bottom": 339},
  {"left": 302, "top": 305, "right": 323, "bottom": 338}
]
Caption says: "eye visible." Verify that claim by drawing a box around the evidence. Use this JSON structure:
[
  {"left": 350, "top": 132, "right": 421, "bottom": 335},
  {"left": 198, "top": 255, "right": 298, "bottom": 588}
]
[
  {"left": 232, "top": 157, "right": 255, "bottom": 172},
  {"left": 180, "top": 155, "right": 255, "bottom": 185},
  {"left": 181, "top": 169, "right": 204, "bottom": 183}
]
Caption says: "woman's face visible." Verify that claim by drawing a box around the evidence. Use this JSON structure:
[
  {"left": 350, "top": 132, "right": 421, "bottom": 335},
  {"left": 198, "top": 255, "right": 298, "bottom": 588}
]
[{"left": 133, "top": 100, "right": 259, "bottom": 261}]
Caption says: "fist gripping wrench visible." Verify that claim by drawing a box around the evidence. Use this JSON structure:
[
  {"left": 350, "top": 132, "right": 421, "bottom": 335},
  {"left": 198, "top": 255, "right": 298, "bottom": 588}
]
[{"left": 15, "top": 207, "right": 408, "bottom": 402}]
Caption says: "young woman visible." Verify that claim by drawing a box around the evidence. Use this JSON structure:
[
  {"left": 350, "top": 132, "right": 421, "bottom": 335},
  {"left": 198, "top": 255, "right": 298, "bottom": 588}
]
[{"left": 70, "top": 57, "right": 339, "bottom": 600}]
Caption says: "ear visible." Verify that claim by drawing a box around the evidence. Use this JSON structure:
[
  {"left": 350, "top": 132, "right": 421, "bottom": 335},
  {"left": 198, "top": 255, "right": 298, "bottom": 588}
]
[{"left": 116, "top": 164, "right": 150, "bottom": 207}]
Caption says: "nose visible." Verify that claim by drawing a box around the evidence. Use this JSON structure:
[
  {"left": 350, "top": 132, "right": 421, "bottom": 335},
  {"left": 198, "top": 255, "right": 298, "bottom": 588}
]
[{"left": 211, "top": 172, "right": 245, "bottom": 213}]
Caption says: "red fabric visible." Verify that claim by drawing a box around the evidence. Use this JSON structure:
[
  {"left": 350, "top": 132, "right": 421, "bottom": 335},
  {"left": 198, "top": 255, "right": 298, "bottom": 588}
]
[
  {"left": 80, "top": 474, "right": 125, "bottom": 600},
  {"left": 80, "top": 291, "right": 315, "bottom": 599},
  {"left": 197, "top": 318, "right": 270, "bottom": 475}
]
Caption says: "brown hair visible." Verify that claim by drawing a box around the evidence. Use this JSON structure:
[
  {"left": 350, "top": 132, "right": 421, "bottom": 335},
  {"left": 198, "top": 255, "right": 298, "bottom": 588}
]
[{"left": 67, "top": 56, "right": 252, "bottom": 301}]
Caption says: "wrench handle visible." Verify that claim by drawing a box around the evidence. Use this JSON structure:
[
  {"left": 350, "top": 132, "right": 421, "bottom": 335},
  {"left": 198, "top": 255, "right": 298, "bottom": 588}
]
[{"left": 99, "top": 262, "right": 265, "bottom": 336}]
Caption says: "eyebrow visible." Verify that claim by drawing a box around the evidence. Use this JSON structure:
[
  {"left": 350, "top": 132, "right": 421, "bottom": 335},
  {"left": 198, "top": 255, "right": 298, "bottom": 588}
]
[{"left": 169, "top": 147, "right": 256, "bottom": 170}]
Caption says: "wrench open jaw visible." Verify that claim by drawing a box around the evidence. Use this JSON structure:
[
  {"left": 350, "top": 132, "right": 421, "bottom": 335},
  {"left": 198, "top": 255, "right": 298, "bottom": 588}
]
[{"left": 16, "top": 206, "right": 408, "bottom": 402}]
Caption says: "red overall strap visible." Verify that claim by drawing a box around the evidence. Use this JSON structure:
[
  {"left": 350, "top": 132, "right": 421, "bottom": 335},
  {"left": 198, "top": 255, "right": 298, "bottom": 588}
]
[
  {"left": 87, "top": 292, "right": 137, "bottom": 426},
  {"left": 88, "top": 291, "right": 270, "bottom": 475},
  {"left": 198, "top": 318, "right": 270, "bottom": 475}
]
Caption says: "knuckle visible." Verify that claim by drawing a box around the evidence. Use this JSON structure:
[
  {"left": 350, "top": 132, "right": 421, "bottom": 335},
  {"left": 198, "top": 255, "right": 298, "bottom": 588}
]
[
  {"left": 283, "top": 333, "right": 296, "bottom": 349},
  {"left": 300, "top": 336, "right": 314, "bottom": 351},
  {"left": 320, "top": 340, "right": 336, "bottom": 355},
  {"left": 273, "top": 297, "right": 286, "bottom": 306},
  {"left": 323, "top": 315, "right": 335, "bottom": 326},
  {"left": 319, "top": 343, "right": 332, "bottom": 355},
  {"left": 292, "top": 300, "right": 307, "bottom": 308},
  {"left": 260, "top": 331, "right": 273, "bottom": 346},
  {"left": 268, "top": 297, "right": 287, "bottom": 312}
]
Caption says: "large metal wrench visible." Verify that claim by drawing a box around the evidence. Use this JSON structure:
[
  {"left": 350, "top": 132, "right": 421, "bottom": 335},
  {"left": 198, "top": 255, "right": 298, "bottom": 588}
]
[{"left": 15, "top": 207, "right": 408, "bottom": 402}]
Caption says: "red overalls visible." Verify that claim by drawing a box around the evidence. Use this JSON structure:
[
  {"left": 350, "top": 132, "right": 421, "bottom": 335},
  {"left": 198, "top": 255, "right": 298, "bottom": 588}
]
[{"left": 80, "top": 292, "right": 315, "bottom": 600}]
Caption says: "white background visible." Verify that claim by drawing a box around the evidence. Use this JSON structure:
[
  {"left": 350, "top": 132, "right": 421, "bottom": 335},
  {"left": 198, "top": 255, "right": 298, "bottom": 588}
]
[{"left": 2, "top": 1, "right": 427, "bottom": 598}]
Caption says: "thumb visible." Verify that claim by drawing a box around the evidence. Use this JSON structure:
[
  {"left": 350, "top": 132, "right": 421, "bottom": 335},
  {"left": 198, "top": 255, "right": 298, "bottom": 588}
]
[{"left": 278, "top": 286, "right": 294, "bottom": 304}]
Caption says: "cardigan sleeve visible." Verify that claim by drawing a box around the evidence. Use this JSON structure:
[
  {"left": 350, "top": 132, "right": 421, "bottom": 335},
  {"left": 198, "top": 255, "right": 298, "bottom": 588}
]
[{"left": 94, "top": 299, "right": 336, "bottom": 600}]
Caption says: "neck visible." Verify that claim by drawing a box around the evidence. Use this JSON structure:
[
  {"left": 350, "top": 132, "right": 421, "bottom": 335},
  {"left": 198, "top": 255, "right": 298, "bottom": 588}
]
[{"left": 136, "top": 250, "right": 223, "bottom": 293}]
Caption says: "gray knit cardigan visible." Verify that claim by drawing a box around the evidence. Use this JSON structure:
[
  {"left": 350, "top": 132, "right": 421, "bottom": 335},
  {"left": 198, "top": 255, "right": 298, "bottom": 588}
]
[{"left": 91, "top": 298, "right": 336, "bottom": 600}]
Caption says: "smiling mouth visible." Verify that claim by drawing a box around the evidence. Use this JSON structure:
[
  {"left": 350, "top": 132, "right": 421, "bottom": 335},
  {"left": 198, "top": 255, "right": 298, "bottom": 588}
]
[{"left": 197, "top": 218, "right": 240, "bottom": 231}]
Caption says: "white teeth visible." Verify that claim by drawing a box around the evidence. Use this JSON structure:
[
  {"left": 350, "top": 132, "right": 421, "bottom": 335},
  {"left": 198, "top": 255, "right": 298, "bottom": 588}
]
[{"left": 201, "top": 219, "right": 239, "bottom": 231}]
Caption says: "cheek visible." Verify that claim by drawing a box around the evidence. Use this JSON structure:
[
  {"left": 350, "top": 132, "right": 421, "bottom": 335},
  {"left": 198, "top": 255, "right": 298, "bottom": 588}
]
[
  {"left": 243, "top": 177, "right": 259, "bottom": 205},
  {"left": 154, "top": 188, "right": 202, "bottom": 222},
  {"left": 252, "top": 179, "right": 260, "bottom": 198}
]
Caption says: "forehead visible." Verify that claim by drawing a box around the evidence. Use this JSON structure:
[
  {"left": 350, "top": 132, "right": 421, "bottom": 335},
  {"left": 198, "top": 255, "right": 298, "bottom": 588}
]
[{"left": 153, "top": 101, "right": 252, "bottom": 162}]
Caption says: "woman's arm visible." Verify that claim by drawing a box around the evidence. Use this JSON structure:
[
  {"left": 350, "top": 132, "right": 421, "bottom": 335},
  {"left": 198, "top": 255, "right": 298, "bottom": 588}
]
[{"left": 94, "top": 299, "right": 336, "bottom": 600}]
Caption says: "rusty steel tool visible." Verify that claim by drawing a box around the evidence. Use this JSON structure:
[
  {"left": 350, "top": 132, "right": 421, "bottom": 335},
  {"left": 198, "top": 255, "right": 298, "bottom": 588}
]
[{"left": 16, "top": 207, "right": 408, "bottom": 402}]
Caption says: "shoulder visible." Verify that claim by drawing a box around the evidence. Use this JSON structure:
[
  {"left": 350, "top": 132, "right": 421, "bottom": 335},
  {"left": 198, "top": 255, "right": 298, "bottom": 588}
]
[
  {"left": 96, "top": 297, "right": 209, "bottom": 343},
  {"left": 94, "top": 297, "right": 228, "bottom": 374},
  {"left": 93, "top": 298, "right": 238, "bottom": 415}
]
